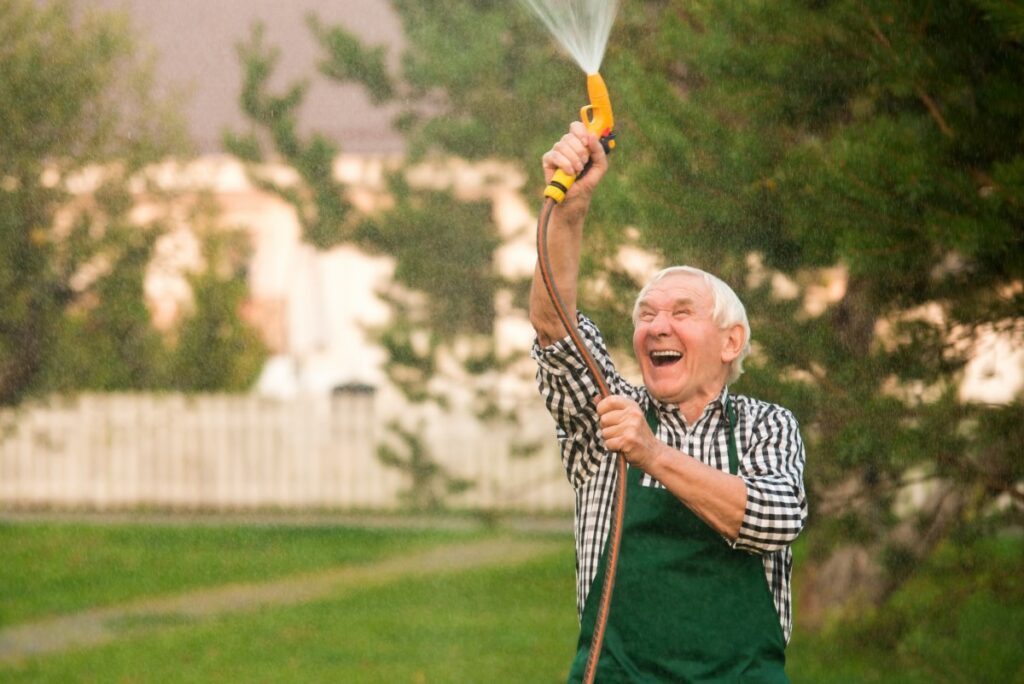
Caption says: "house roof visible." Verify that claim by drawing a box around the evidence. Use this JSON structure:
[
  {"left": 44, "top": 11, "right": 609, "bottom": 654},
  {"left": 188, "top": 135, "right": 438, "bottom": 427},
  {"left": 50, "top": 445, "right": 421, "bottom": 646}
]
[{"left": 92, "top": 0, "right": 406, "bottom": 153}]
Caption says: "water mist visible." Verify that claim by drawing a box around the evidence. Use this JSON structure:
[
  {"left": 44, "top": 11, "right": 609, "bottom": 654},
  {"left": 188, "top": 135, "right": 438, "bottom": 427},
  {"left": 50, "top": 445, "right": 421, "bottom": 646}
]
[{"left": 517, "top": 0, "right": 620, "bottom": 75}]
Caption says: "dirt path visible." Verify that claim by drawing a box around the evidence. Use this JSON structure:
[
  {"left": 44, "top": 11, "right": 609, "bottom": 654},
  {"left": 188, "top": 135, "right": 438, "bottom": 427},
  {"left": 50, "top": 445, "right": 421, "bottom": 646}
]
[{"left": 0, "top": 536, "right": 562, "bottom": 665}]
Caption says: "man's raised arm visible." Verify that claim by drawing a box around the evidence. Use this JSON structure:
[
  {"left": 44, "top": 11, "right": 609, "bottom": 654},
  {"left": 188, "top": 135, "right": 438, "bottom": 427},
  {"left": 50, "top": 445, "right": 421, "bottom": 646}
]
[{"left": 529, "top": 121, "right": 609, "bottom": 347}]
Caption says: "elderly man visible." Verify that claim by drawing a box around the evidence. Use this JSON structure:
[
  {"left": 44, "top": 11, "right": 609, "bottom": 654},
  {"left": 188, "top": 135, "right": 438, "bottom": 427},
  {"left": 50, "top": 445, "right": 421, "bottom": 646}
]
[{"left": 531, "top": 122, "right": 807, "bottom": 683}]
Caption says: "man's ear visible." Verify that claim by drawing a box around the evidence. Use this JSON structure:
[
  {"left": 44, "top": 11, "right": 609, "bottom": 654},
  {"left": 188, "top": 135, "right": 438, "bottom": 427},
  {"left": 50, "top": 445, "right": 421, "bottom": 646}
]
[{"left": 721, "top": 324, "right": 745, "bottom": 364}]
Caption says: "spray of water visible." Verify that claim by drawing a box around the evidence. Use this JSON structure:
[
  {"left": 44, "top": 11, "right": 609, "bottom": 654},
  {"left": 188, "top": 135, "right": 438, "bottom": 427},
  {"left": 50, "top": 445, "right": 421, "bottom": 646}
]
[{"left": 518, "top": 0, "right": 620, "bottom": 74}]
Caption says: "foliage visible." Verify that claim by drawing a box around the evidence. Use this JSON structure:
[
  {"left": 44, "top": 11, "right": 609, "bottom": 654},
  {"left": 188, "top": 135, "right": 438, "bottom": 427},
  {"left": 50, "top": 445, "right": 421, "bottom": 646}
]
[
  {"left": 40, "top": 228, "right": 167, "bottom": 392},
  {"left": 226, "top": 20, "right": 508, "bottom": 503},
  {"left": 0, "top": 0, "right": 267, "bottom": 403},
  {"left": 0, "top": 0, "right": 175, "bottom": 404},
  {"left": 369, "top": 0, "right": 1024, "bottom": 609},
  {"left": 226, "top": 22, "right": 504, "bottom": 396},
  {"left": 308, "top": 13, "right": 394, "bottom": 105},
  {"left": 225, "top": 22, "right": 350, "bottom": 250},
  {"left": 167, "top": 203, "right": 268, "bottom": 393},
  {"left": 376, "top": 420, "right": 474, "bottom": 511},
  {"left": 359, "top": 176, "right": 500, "bottom": 403},
  {"left": 787, "top": 530, "right": 1024, "bottom": 682},
  {"left": 225, "top": 0, "right": 1022, "bottom": 598}
]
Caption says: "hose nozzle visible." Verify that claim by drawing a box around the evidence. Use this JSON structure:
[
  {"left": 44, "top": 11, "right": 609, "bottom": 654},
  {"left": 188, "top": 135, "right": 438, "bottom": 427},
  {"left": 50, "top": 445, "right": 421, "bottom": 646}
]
[{"left": 545, "top": 72, "right": 616, "bottom": 203}]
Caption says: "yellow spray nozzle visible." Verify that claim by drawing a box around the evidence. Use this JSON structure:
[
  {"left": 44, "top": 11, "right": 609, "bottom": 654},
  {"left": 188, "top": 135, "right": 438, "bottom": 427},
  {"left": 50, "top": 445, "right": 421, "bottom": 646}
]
[
  {"left": 545, "top": 72, "right": 616, "bottom": 203},
  {"left": 583, "top": 73, "right": 615, "bottom": 142}
]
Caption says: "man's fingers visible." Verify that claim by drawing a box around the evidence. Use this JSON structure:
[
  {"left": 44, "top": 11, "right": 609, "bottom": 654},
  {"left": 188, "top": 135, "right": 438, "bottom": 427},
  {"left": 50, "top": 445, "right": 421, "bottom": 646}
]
[
  {"left": 555, "top": 134, "right": 590, "bottom": 172},
  {"left": 542, "top": 150, "right": 580, "bottom": 177},
  {"left": 597, "top": 395, "right": 633, "bottom": 415},
  {"left": 540, "top": 121, "right": 609, "bottom": 197},
  {"left": 543, "top": 134, "right": 591, "bottom": 178},
  {"left": 601, "top": 424, "right": 627, "bottom": 451},
  {"left": 569, "top": 120, "right": 607, "bottom": 172},
  {"left": 568, "top": 120, "right": 591, "bottom": 141},
  {"left": 600, "top": 420, "right": 644, "bottom": 454}
]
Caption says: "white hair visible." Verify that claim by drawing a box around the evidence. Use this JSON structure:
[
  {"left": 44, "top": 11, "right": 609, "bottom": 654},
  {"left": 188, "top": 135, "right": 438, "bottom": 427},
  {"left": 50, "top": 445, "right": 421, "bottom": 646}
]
[{"left": 631, "top": 266, "right": 751, "bottom": 384}]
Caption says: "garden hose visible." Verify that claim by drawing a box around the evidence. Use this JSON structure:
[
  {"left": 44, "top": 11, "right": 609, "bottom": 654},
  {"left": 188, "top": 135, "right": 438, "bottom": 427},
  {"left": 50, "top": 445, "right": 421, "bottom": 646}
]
[{"left": 536, "top": 72, "right": 619, "bottom": 684}]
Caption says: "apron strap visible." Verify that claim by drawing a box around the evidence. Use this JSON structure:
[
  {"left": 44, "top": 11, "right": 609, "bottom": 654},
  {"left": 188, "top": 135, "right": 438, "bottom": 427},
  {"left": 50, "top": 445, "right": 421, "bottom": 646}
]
[
  {"left": 725, "top": 396, "right": 739, "bottom": 476},
  {"left": 644, "top": 403, "right": 660, "bottom": 433},
  {"left": 644, "top": 396, "right": 740, "bottom": 476}
]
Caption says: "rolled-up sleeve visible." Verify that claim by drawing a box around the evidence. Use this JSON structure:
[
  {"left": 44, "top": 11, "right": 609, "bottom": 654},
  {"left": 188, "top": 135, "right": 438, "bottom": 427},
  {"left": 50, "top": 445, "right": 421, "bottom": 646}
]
[
  {"left": 733, "top": 407, "right": 808, "bottom": 554},
  {"left": 532, "top": 313, "right": 637, "bottom": 487}
]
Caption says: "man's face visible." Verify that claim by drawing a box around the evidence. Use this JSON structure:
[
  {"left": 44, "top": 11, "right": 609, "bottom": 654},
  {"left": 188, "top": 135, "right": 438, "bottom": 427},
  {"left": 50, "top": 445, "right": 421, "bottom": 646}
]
[{"left": 632, "top": 272, "right": 736, "bottom": 406}]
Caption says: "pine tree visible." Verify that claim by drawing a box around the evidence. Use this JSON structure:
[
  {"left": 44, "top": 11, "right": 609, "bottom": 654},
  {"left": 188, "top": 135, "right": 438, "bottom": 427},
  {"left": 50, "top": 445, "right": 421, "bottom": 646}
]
[{"left": 364, "top": 0, "right": 1024, "bottom": 610}]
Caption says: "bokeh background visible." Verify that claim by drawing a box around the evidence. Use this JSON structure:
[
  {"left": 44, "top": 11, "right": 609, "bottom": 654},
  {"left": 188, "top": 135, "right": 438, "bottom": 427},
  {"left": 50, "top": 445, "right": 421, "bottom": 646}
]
[{"left": 2, "top": 1, "right": 1022, "bottom": 681}]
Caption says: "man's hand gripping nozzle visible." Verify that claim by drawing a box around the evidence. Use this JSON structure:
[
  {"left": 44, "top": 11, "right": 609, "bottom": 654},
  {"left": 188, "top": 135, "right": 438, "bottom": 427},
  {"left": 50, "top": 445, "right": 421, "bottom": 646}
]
[{"left": 544, "top": 73, "right": 616, "bottom": 203}]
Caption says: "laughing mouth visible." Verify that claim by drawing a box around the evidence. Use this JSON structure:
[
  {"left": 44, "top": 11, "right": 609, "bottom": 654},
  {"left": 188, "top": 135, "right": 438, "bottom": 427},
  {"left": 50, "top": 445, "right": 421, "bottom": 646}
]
[{"left": 650, "top": 350, "right": 683, "bottom": 367}]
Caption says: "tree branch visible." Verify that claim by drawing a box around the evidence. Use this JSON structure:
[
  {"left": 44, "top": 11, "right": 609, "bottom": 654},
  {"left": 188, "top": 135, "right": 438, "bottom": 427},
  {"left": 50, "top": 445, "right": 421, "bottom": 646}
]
[{"left": 858, "top": 2, "right": 955, "bottom": 139}]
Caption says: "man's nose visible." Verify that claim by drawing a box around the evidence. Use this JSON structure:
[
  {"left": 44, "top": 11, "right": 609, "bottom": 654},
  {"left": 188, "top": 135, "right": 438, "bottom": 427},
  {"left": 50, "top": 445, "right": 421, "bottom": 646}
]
[{"left": 649, "top": 310, "right": 672, "bottom": 334}]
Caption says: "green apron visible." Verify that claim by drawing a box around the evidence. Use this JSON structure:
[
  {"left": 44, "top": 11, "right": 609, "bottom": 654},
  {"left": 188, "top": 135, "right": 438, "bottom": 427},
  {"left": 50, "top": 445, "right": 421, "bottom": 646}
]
[{"left": 568, "top": 398, "right": 789, "bottom": 683}]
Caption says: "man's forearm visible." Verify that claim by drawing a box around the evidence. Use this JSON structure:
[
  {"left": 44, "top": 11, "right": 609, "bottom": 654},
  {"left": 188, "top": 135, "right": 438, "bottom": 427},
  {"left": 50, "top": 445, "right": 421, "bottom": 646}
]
[
  {"left": 643, "top": 443, "right": 748, "bottom": 541},
  {"left": 529, "top": 199, "right": 589, "bottom": 347},
  {"left": 645, "top": 448, "right": 806, "bottom": 551},
  {"left": 531, "top": 123, "right": 609, "bottom": 346}
]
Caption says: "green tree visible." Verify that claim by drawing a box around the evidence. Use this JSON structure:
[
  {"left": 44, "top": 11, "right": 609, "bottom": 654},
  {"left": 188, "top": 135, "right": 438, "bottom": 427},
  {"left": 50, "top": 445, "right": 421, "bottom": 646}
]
[
  {"left": 1, "top": 0, "right": 268, "bottom": 402},
  {"left": 227, "top": 1, "right": 1021, "bottom": 607},
  {"left": 168, "top": 206, "right": 268, "bottom": 393},
  {"left": 335, "top": 0, "right": 1023, "bottom": 611},
  {"left": 40, "top": 228, "right": 167, "bottom": 392},
  {"left": 377, "top": 419, "right": 473, "bottom": 510},
  {"left": 226, "top": 20, "right": 504, "bottom": 405},
  {"left": 0, "top": 0, "right": 181, "bottom": 404},
  {"left": 226, "top": 17, "right": 516, "bottom": 504}
]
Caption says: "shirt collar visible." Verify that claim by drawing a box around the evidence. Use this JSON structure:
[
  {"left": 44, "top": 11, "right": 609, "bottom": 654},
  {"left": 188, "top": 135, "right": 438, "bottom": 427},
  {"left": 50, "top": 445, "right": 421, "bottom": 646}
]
[{"left": 646, "top": 385, "right": 730, "bottom": 422}]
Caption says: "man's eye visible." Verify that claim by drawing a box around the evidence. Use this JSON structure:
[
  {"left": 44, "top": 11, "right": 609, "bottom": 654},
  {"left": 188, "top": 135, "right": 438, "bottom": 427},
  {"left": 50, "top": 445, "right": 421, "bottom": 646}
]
[
  {"left": 673, "top": 309, "right": 690, "bottom": 318},
  {"left": 639, "top": 311, "right": 655, "bottom": 322}
]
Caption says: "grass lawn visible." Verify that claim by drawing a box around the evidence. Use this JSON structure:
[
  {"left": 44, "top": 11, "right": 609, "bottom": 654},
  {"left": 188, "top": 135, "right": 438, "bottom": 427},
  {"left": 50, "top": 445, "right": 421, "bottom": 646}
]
[
  {"left": 0, "top": 519, "right": 484, "bottom": 627},
  {"left": 2, "top": 519, "right": 1021, "bottom": 682},
  {"left": 1, "top": 550, "right": 580, "bottom": 683}
]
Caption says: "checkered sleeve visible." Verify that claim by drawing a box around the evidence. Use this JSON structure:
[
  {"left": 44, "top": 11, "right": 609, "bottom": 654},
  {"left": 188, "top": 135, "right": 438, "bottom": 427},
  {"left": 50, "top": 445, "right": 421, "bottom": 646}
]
[
  {"left": 531, "top": 312, "right": 639, "bottom": 488},
  {"left": 734, "top": 406, "right": 808, "bottom": 554}
]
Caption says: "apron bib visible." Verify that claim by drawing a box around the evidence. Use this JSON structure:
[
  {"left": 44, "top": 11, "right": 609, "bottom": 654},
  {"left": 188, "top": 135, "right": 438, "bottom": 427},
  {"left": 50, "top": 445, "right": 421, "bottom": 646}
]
[{"left": 568, "top": 399, "right": 788, "bottom": 683}]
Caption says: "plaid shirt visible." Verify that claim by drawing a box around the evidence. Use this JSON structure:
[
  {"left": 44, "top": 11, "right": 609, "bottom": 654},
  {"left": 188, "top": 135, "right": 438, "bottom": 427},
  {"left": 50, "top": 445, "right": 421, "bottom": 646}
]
[{"left": 533, "top": 313, "right": 807, "bottom": 642}]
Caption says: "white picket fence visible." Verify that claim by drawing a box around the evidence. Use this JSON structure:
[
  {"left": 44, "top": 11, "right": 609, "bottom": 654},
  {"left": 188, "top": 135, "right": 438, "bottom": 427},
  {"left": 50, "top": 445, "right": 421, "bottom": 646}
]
[{"left": 0, "top": 393, "right": 572, "bottom": 512}]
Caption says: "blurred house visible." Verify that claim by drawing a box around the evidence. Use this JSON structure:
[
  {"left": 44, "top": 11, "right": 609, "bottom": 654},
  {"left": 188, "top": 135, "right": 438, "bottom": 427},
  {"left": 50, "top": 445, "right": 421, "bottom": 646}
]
[
  {"left": 94, "top": 0, "right": 1024, "bottom": 404},
  {"left": 83, "top": 0, "right": 549, "bottom": 405},
  {"left": 137, "top": 153, "right": 542, "bottom": 407}
]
